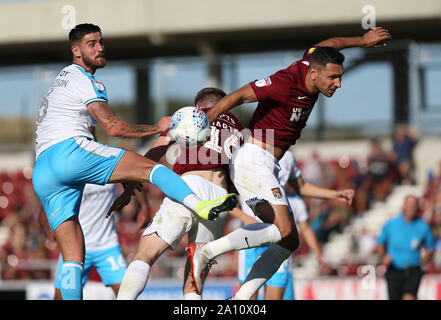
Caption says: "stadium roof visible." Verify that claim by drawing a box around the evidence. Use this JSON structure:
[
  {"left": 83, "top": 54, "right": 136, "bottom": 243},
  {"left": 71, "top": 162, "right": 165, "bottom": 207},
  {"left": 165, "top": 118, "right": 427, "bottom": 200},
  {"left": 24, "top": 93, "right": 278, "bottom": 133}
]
[{"left": 1, "top": 0, "right": 441, "bottom": 66}]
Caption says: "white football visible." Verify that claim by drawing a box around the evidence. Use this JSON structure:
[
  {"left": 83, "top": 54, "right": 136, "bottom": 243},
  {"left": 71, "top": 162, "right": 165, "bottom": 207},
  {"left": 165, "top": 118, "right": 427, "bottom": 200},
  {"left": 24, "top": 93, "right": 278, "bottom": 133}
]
[{"left": 169, "top": 106, "right": 210, "bottom": 147}]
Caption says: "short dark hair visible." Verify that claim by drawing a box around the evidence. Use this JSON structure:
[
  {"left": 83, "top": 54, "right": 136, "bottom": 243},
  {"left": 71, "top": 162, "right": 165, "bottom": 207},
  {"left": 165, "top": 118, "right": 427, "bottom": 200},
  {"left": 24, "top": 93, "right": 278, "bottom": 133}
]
[
  {"left": 310, "top": 47, "right": 345, "bottom": 69},
  {"left": 194, "top": 87, "right": 227, "bottom": 108},
  {"left": 68, "top": 23, "right": 101, "bottom": 45}
]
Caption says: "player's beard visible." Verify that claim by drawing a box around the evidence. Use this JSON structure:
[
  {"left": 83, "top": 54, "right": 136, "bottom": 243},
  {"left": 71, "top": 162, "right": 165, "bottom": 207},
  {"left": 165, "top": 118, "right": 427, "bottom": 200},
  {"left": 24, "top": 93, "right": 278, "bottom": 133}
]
[{"left": 82, "top": 53, "right": 107, "bottom": 72}]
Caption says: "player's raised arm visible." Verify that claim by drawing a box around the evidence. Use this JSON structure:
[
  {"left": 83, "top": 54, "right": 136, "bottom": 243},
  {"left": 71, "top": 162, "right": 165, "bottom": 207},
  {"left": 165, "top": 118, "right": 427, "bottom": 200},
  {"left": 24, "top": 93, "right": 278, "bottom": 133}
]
[
  {"left": 205, "top": 84, "right": 257, "bottom": 122},
  {"left": 315, "top": 27, "right": 391, "bottom": 50},
  {"left": 295, "top": 175, "right": 354, "bottom": 205},
  {"left": 87, "top": 100, "right": 170, "bottom": 138}
]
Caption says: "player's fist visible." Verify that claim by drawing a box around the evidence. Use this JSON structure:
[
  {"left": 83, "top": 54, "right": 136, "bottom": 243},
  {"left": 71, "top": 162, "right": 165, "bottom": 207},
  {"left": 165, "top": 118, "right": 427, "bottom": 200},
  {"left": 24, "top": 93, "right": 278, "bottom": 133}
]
[
  {"left": 337, "top": 189, "right": 355, "bottom": 205},
  {"left": 361, "top": 27, "right": 391, "bottom": 48}
]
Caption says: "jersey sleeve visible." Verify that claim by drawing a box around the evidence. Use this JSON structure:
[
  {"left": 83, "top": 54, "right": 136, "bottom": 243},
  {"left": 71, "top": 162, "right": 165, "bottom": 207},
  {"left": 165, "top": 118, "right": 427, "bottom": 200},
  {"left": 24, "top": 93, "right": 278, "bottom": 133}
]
[
  {"left": 73, "top": 71, "right": 109, "bottom": 106},
  {"left": 249, "top": 68, "right": 292, "bottom": 105}
]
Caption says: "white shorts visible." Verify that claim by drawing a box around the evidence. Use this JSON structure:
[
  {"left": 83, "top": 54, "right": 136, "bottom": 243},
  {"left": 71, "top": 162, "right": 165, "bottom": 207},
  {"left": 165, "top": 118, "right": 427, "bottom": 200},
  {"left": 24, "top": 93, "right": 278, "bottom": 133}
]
[
  {"left": 229, "top": 143, "right": 288, "bottom": 219},
  {"left": 142, "top": 175, "right": 228, "bottom": 250}
]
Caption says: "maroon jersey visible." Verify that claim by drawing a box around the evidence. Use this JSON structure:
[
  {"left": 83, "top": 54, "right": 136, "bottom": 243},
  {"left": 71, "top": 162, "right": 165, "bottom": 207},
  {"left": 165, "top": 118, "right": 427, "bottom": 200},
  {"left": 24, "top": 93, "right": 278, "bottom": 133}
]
[
  {"left": 248, "top": 46, "right": 320, "bottom": 149},
  {"left": 161, "top": 108, "right": 243, "bottom": 175}
]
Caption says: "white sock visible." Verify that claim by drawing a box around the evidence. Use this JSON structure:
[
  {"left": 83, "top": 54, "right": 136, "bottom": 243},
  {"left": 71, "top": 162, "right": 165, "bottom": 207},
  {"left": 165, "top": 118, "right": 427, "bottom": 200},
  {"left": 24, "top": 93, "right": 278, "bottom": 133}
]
[
  {"left": 234, "top": 244, "right": 292, "bottom": 300},
  {"left": 183, "top": 292, "right": 202, "bottom": 300},
  {"left": 183, "top": 193, "right": 201, "bottom": 211},
  {"left": 117, "top": 260, "right": 150, "bottom": 300},
  {"left": 202, "top": 223, "right": 282, "bottom": 260}
]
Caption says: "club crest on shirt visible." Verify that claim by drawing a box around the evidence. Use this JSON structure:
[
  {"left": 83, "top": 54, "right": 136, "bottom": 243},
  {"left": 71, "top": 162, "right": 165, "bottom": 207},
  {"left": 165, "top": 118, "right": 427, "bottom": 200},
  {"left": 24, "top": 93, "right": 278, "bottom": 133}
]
[
  {"left": 255, "top": 77, "right": 272, "bottom": 87},
  {"left": 271, "top": 187, "right": 283, "bottom": 199},
  {"left": 93, "top": 80, "right": 105, "bottom": 92}
]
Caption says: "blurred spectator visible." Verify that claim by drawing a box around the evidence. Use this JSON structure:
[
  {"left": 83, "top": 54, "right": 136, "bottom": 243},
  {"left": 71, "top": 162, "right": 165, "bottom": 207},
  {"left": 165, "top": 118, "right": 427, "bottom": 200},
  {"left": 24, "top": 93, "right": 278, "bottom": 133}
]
[
  {"left": 354, "top": 227, "right": 377, "bottom": 258},
  {"left": 366, "top": 137, "right": 396, "bottom": 202},
  {"left": 377, "top": 195, "right": 434, "bottom": 300},
  {"left": 392, "top": 124, "right": 418, "bottom": 185},
  {"left": 301, "top": 151, "right": 324, "bottom": 186}
]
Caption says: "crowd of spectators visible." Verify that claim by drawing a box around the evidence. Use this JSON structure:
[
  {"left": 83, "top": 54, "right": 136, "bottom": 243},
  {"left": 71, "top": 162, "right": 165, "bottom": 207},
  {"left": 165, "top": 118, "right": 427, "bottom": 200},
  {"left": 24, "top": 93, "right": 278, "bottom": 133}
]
[{"left": 1, "top": 124, "right": 440, "bottom": 282}]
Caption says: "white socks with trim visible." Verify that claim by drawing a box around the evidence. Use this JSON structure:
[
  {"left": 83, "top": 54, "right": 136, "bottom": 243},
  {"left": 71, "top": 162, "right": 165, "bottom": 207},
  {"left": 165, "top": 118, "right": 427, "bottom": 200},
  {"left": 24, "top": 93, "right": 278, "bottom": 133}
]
[
  {"left": 117, "top": 260, "right": 150, "bottom": 300},
  {"left": 201, "top": 223, "right": 282, "bottom": 260}
]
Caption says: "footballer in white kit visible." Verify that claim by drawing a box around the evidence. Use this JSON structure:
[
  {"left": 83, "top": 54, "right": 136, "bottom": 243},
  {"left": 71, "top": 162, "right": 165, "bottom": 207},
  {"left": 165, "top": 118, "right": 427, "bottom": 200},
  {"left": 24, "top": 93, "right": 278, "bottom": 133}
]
[
  {"left": 237, "top": 151, "right": 305, "bottom": 300},
  {"left": 33, "top": 63, "right": 125, "bottom": 232}
]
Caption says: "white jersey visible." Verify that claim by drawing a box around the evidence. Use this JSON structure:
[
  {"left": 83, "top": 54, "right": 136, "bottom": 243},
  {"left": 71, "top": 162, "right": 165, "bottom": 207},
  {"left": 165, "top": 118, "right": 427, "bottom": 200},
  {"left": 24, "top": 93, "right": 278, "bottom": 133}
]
[
  {"left": 79, "top": 183, "right": 119, "bottom": 252},
  {"left": 35, "top": 64, "right": 108, "bottom": 158},
  {"left": 278, "top": 150, "right": 301, "bottom": 187}
]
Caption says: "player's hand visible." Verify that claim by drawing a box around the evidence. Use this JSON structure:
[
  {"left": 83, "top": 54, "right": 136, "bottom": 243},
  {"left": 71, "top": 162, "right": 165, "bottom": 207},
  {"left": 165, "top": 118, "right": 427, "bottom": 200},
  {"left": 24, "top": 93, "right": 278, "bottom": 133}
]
[
  {"left": 361, "top": 27, "right": 391, "bottom": 48},
  {"left": 336, "top": 189, "right": 355, "bottom": 205},
  {"left": 106, "top": 183, "right": 137, "bottom": 218},
  {"left": 157, "top": 116, "right": 171, "bottom": 132}
]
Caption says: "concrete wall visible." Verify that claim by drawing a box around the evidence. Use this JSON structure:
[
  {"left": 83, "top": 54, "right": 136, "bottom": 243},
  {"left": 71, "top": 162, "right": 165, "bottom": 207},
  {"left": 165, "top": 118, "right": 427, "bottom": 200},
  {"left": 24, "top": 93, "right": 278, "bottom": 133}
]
[{"left": 1, "top": 0, "right": 440, "bottom": 44}]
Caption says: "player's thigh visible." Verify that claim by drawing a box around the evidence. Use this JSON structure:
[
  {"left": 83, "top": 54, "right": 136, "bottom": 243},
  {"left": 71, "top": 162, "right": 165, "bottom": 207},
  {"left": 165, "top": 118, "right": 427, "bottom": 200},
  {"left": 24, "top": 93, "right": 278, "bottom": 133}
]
[
  {"left": 142, "top": 196, "right": 195, "bottom": 251},
  {"left": 93, "top": 245, "right": 127, "bottom": 287},
  {"left": 33, "top": 148, "right": 86, "bottom": 232},
  {"left": 230, "top": 144, "right": 291, "bottom": 222},
  {"left": 108, "top": 150, "right": 156, "bottom": 183}
]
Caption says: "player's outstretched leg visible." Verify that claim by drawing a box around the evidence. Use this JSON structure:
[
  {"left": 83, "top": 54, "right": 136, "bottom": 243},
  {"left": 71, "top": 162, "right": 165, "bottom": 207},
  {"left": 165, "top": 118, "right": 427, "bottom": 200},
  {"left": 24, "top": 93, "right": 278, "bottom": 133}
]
[
  {"left": 117, "top": 232, "right": 172, "bottom": 300},
  {"left": 148, "top": 164, "right": 237, "bottom": 220},
  {"left": 109, "top": 152, "right": 237, "bottom": 220}
]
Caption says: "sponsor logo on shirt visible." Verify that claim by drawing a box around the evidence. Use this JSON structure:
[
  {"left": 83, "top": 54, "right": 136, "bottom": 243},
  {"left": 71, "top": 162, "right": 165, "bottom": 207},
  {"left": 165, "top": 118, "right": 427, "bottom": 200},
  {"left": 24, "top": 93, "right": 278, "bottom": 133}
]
[
  {"left": 289, "top": 107, "right": 313, "bottom": 122},
  {"left": 255, "top": 77, "right": 272, "bottom": 87}
]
